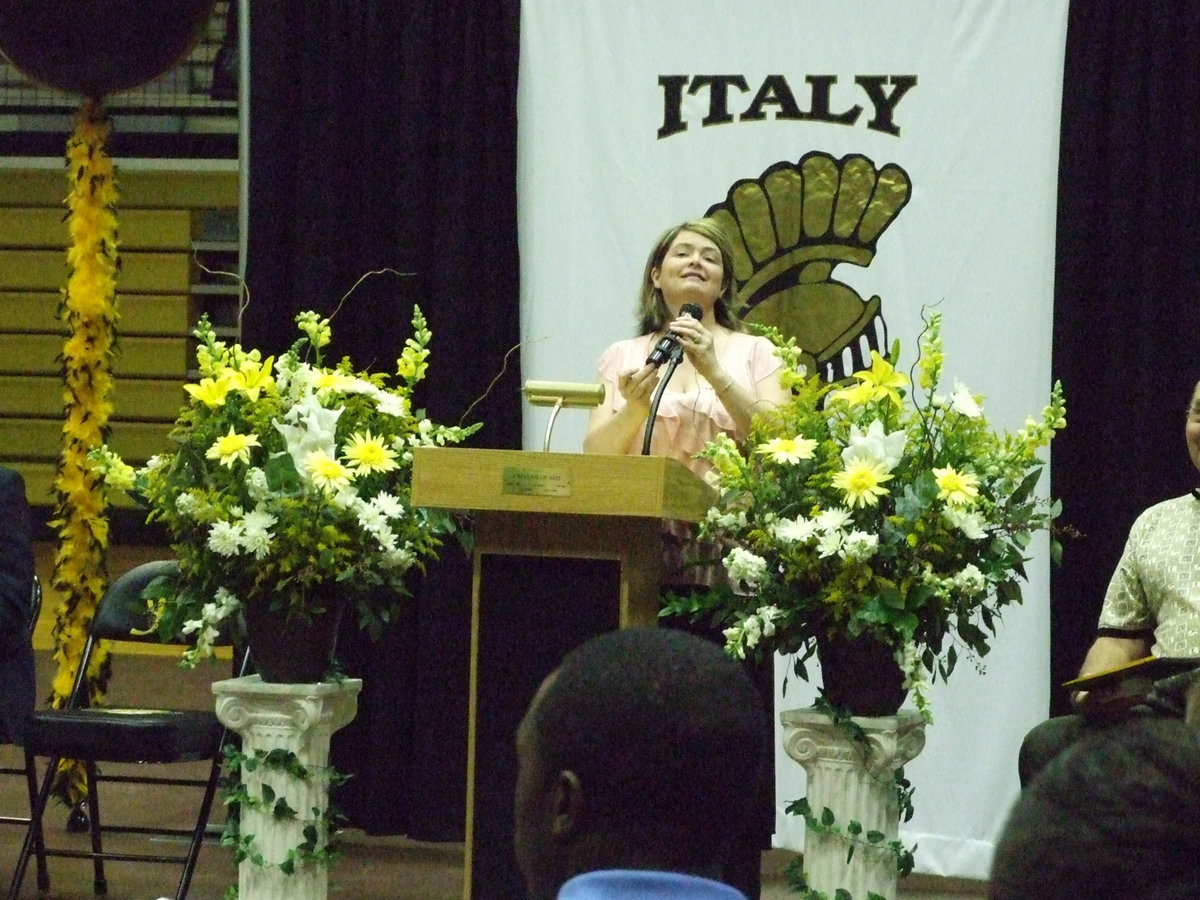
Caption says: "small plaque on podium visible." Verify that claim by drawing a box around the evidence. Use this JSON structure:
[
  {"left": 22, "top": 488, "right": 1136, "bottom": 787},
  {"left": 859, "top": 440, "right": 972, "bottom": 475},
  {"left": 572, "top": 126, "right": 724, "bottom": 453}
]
[{"left": 501, "top": 464, "right": 570, "bottom": 496}]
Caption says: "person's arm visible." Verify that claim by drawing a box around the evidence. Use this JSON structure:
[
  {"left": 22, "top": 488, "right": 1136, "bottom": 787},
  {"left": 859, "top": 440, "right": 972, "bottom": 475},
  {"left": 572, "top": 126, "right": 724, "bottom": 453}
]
[
  {"left": 668, "top": 321, "right": 790, "bottom": 435},
  {"left": 707, "top": 366, "right": 791, "bottom": 436},
  {"left": 1069, "top": 634, "right": 1151, "bottom": 715},
  {"left": 0, "top": 469, "right": 35, "bottom": 651},
  {"left": 583, "top": 363, "right": 661, "bottom": 455}
]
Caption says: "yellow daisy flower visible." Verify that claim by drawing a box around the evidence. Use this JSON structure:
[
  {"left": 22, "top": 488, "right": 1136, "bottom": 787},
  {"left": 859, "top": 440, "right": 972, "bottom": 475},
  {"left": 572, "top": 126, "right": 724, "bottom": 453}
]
[
  {"left": 832, "top": 458, "right": 893, "bottom": 508},
  {"left": 305, "top": 451, "right": 353, "bottom": 491},
  {"left": 756, "top": 436, "right": 818, "bottom": 464},
  {"left": 933, "top": 466, "right": 980, "bottom": 506},
  {"left": 343, "top": 431, "right": 399, "bottom": 474}
]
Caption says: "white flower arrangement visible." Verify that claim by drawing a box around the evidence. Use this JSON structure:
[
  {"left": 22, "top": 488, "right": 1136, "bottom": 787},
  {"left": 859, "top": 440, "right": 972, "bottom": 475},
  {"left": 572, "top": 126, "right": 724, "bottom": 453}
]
[
  {"left": 92, "top": 307, "right": 478, "bottom": 664},
  {"left": 663, "top": 312, "right": 1066, "bottom": 721}
]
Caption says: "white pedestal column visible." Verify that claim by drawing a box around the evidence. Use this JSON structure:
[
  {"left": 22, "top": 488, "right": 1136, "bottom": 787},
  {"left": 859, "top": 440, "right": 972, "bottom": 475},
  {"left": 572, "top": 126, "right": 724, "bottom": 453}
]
[
  {"left": 780, "top": 708, "right": 927, "bottom": 900},
  {"left": 213, "top": 675, "right": 363, "bottom": 900}
]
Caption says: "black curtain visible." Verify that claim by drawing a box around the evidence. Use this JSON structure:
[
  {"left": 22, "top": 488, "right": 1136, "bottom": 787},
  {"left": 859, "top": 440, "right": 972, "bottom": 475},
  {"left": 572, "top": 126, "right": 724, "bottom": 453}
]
[
  {"left": 1050, "top": 2, "right": 1200, "bottom": 714},
  {"left": 244, "top": 0, "right": 521, "bottom": 839}
]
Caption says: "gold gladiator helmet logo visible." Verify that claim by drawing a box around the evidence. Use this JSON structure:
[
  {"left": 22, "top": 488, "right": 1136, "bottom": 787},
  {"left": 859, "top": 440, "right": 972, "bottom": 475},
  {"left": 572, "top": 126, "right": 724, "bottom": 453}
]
[{"left": 705, "top": 151, "right": 911, "bottom": 381}]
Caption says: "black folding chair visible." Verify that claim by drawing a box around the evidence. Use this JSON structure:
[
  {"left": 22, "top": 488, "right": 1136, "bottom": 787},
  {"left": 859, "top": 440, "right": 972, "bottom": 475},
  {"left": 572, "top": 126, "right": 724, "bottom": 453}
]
[
  {"left": 7, "top": 561, "right": 243, "bottom": 900},
  {"left": 0, "top": 573, "right": 40, "bottom": 828}
]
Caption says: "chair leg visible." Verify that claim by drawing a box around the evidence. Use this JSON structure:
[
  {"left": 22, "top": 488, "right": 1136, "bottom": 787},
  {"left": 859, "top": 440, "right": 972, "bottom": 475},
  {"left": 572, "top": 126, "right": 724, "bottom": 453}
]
[
  {"left": 84, "top": 761, "right": 107, "bottom": 896},
  {"left": 175, "top": 752, "right": 224, "bottom": 900},
  {"left": 7, "top": 750, "right": 56, "bottom": 900}
]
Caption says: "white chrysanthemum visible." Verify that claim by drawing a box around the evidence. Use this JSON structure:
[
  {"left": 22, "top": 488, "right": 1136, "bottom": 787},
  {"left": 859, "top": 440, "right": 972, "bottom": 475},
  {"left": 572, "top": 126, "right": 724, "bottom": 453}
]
[
  {"left": 376, "top": 391, "right": 410, "bottom": 418},
  {"left": 381, "top": 546, "right": 417, "bottom": 570},
  {"left": 816, "top": 530, "right": 843, "bottom": 559},
  {"left": 207, "top": 520, "right": 245, "bottom": 556},
  {"left": 373, "top": 526, "right": 399, "bottom": 553},
  {"left": 369, "top": 492, "right": 405, "bottom": 519},
  {"left": 724, "top": 547, "right": 769, "bottom": 590},
  {"left": 245, "top": 467, "right": 270, "bottom": 503},
  {"left": 942, "top": 506, "right": 988, "bottom": 540},
  {"left": 952, "top": 563, "right": 987, "bottom": 596},
  {"left": 241, "top": 508, "right": 277, "bottom": 559},
  {"left": 949, "top": 380, "right": 983, "bottom": 418},
  {"left": 814, "top": 507, "right": 852, "bottom": 533},
  {"left": 175, "top": 492, "right": 202, "bottom": 519},
  {"left": 357, "top": 503, "right": 388, "bottom": 531},
  {"left": 839, "top": 530, "right": 879, "bottom": 562},
  {"left": 774, "top": 516, "right": 819, "bottom": 543}
]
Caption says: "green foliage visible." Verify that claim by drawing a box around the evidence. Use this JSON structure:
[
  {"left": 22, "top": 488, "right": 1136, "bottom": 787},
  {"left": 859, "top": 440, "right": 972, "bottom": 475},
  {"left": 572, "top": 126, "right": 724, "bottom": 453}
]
[
  {"left": 661, "top": 311, "right": 1066, "bottom": 720},
  {"left": 218, "top": 744, "right": 347, "bottom": 882},
  {"left": 784, "top": 793, "right": 916, "bottom": 900},
  {"left": 778, "top": 678, "right": 922, "bottom": 898},
  {"left": 89, "top": 306, "right": 480, "bottom": 664}
]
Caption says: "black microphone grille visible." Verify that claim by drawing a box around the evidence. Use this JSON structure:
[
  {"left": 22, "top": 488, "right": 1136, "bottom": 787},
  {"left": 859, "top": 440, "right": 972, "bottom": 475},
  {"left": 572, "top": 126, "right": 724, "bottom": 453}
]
[{"left": 680, "top": 303, "right": 702, "bottom": 319}]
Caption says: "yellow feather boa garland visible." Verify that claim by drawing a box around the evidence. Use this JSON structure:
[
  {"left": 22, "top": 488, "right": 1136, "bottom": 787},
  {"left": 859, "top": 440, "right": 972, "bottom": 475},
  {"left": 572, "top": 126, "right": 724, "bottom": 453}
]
[{"left": 47, "top": 98, "right": 119, "bottom": 804}]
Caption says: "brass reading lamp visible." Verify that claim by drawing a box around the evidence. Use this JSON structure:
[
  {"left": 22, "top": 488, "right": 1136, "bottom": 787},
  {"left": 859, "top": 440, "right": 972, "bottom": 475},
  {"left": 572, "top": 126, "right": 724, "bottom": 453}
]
[{"left": 522, "top": 380, "right": 605, "bottom": 452}]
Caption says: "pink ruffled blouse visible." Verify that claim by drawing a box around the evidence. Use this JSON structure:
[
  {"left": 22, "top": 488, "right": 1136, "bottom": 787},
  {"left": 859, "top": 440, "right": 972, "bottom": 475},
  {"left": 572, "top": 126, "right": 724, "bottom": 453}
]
[
  {"left": 595, "top": 330, "right": 782, "bottom": 588},
  {"left": 595, "top": 330, "right": 782, "bottom": 478}
]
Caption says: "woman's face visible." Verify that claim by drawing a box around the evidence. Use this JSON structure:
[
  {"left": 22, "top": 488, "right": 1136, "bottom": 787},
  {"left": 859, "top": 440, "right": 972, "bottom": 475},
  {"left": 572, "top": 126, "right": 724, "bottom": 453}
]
[
  {"left": 1187, "top": 382, "right": 1200, "bottom": 475},
  {"left": 650, "top": 229, "right": 725, "bottom": 312}
]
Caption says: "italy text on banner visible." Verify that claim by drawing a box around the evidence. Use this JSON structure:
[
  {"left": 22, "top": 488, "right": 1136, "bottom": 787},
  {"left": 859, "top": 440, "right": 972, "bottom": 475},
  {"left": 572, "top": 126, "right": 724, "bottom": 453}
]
[{"left": 517, "top": 0, "right": 1068, "bottom": 878}]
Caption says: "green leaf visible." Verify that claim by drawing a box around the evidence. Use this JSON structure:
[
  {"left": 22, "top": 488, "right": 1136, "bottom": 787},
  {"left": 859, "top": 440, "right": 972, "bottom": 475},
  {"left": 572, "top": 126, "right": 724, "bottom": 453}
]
[
  {"left": 820, "top": 807, "right": 836, "bottom": 827},
  {"left": 786, "top": 797, "right": 812, "bottom": 817}
]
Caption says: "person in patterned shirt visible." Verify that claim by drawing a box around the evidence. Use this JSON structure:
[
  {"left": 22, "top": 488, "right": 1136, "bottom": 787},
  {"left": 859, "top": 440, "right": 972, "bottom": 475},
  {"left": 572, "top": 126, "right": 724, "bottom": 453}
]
[{"left": 1017, "top": 379, "right": 1200, "bottom": 786}]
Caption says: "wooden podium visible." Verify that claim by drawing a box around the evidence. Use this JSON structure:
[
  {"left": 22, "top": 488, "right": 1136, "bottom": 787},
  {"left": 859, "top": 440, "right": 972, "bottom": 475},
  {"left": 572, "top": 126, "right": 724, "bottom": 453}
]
[{"left": 410, "top": 447, "right": 714, "bottom": 900}]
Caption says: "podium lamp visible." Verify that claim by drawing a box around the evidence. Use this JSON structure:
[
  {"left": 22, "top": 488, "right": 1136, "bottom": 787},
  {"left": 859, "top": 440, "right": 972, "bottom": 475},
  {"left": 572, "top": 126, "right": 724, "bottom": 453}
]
[{"left": 521, "top": 380, "right": 605, "bottom": 452}]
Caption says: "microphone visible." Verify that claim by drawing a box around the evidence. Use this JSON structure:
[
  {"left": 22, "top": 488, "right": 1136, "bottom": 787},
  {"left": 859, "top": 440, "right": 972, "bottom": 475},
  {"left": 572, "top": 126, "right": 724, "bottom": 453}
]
[{"left": 646, "top": 303, "right": 702, "bottom": 367}]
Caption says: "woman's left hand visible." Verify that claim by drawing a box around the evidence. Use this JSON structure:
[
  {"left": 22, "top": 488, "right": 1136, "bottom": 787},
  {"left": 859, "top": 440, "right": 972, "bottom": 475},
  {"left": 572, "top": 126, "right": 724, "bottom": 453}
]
[{"left": 669, "top": 315, "right": 719, "bottom": 376}]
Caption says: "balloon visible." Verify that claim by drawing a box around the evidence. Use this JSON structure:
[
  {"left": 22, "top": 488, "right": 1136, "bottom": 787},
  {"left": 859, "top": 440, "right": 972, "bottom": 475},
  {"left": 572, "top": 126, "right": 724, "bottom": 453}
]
[{"left": 0, "top": 0, "right": 218, "bottom": 98}]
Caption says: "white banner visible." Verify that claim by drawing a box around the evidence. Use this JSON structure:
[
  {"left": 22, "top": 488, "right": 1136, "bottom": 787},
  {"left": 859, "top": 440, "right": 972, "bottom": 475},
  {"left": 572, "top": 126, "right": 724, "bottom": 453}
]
[{"left": 517, "top": 0, "right": 1068, "bottom": 878}]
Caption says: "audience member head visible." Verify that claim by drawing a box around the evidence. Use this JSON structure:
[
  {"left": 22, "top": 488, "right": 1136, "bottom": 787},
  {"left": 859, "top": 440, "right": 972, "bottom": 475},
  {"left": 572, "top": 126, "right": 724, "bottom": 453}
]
[
  {"left": 990, "top": 716, "right": 1200, "bottom": 900},
  {"left": 636, "top": 217, "right": 743, "bottom": 334},
  {"left": 513, "top": 627, "right": 768, "bottom": 900},
  {"left": 1186, "top": 379, "right": 1200, "bottom": 475}
]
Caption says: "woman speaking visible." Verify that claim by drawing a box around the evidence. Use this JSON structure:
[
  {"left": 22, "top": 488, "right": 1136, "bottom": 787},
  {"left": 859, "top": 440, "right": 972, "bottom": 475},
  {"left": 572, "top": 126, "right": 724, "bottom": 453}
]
[
  {"left": 582, "top": 218, "right": 790, "bottom": 899},
  {"left": 583, "top": 217, "right": 789, "bottom": 589}
]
